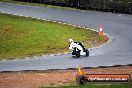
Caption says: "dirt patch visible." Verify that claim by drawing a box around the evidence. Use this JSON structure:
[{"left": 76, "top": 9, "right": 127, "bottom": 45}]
[{"left": 0, "top": 66, "right": 132, "bottom": 88}]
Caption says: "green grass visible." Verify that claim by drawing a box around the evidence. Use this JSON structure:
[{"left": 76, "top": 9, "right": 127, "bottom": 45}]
[
  {"left": 0, "top": 0, "right": 81, "bottom": 11},
  {"left": 0, "top": 13, "right": 107, "bottom": 59},
  {"left": 39, "top": 83, "right": 132, "bottom": 88}
]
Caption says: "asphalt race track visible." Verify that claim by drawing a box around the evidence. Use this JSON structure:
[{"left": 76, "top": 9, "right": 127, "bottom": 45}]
[{"left": 0, "top": 2, "right": 132, "bottom": 71}]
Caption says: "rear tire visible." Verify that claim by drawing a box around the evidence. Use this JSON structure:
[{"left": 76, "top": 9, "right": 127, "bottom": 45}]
[{"left": 76, "top": 76, "right": 86, "bottom": 84}]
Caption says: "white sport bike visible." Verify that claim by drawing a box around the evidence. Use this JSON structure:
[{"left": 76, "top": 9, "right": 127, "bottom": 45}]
[{"left": 69, "top": 42, "right": 89, "bottom": 57}]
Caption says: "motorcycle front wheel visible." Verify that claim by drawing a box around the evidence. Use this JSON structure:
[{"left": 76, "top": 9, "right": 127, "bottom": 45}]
[
  {"left": 86, "top": 50, "right": 89, "bottom": 56},
  {"left": 76, "top": 53, "right": 80, "bottom": 57}
]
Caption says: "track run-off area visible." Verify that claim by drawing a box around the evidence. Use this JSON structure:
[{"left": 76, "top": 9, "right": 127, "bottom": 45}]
[{"left": 0, "top": 2, "right": 132, "bottom": 71}]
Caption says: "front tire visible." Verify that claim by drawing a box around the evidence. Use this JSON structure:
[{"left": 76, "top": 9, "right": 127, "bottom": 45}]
[
  {"left": 86, "top": 50, "right": 89, "bottom": 56},
  {"left": 76, "top": 53, "right": 80, "bottom": 57}
]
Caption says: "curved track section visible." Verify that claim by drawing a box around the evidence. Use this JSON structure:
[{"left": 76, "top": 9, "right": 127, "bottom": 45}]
[{"left": 0, "top": 2, "right": 132, "bottom": 71}]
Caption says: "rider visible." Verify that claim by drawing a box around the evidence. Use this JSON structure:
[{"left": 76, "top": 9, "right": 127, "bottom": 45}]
[{"left": 69, "top": 39, "right": 86, "bottom": 52}]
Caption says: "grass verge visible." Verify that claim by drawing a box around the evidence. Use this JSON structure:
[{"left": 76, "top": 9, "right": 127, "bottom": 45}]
[
  {"left": 0, "top": 13, "right": 108, "bottom": 59},
  {"left": 39, "top": 83, "right": 132, "bottom": 88}
]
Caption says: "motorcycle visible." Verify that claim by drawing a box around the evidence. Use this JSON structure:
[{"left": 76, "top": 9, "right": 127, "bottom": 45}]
[{"left": 72, "top": 47, "right": 89, "bottom": 57}]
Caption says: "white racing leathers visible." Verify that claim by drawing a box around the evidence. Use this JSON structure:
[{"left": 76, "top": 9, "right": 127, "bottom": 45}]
[{"left": 69, "top": 42, "right": 85, "bottom": 55}]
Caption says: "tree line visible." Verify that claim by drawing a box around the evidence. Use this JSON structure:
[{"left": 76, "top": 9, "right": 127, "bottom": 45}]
[{"left": 16, "top": 0, "right": 132, "bottom": 14}]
